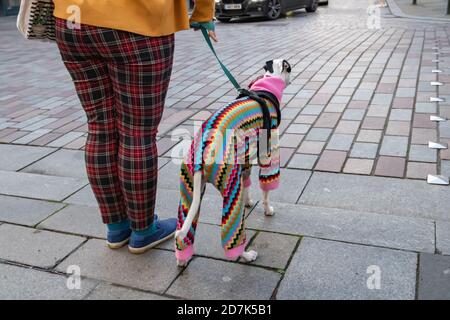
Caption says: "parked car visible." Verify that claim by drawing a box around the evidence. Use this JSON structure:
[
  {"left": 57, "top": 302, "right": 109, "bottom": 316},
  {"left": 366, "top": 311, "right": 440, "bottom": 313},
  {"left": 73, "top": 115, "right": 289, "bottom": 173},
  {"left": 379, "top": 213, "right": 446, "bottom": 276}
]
[{"left": 215, "top": 0, "right": 319, "bottom": 22}]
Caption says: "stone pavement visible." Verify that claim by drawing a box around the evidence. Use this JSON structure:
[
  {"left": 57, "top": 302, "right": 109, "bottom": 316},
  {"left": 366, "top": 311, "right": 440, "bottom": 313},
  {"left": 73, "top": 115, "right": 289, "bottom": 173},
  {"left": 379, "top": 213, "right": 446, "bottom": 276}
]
[
  {"left": 389, "top": 0, "right": 450, "bottom": 20},
  {"left": 0, "top": 3, "right": 450, "bottom": 300}
]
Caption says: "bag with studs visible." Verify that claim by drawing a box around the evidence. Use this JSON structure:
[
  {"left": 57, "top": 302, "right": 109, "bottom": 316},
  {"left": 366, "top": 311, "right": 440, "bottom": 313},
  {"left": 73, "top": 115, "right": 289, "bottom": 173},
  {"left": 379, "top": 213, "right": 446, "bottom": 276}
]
[{"left": 17, "top": 0, "right": 56, "bottom": 42}]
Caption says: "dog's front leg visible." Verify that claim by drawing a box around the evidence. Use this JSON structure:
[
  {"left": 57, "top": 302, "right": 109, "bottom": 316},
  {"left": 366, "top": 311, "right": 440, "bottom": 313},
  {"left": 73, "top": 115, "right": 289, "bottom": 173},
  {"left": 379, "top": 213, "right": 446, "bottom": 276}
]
[
  {"left": 244, "top": 185, "right": 254, "bottom": 208},
  {"left": 262, "top": 190, "right": 274, "bottom": 216}
]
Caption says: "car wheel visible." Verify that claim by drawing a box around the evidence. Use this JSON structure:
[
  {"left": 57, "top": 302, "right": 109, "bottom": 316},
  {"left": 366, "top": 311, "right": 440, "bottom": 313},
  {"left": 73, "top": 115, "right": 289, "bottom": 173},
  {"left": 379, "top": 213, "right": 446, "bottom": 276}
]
[
  {"left": 217, "top": 17, "right": 232, "bottom": 23},
  {"left": 266, "top": 0, "right": 282, "bottom": 20},
  {"left": 306, "top": 0, "right": 318, "bottom": 12}
]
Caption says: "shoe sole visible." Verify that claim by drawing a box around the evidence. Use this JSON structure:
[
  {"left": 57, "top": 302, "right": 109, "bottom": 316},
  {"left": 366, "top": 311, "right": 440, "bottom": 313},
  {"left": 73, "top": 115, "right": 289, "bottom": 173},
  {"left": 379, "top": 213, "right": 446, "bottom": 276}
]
[
  {"left": 128, "top": 231, "right": 175, "bottom": 254},
  {"left": 106, "top": 237, "right": 130, "bottom": 249}
]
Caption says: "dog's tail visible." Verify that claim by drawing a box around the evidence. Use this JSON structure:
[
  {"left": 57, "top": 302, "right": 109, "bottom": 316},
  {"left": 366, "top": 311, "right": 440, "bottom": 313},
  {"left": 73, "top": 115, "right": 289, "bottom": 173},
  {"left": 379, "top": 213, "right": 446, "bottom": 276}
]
[{"left": 175, "top": 171, "right": 203, "bottom": 242}]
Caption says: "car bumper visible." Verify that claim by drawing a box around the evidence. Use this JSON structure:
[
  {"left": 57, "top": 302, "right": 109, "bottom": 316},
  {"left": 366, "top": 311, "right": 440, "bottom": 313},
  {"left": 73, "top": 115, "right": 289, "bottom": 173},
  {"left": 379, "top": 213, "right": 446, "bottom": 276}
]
[{"left": 215, "top": 2, "right": 267, "bottom": 18}]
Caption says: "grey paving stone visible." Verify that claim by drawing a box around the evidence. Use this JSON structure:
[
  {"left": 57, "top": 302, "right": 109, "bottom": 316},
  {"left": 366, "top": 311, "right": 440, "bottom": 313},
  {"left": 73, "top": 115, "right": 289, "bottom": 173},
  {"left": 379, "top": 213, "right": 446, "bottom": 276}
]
[
  {"left": 0, "top": 263, "right": 97, "bottom": 300},
  {"left": 436, "top": 221, "right": 450, "bottom": 255},
  {"left": 440, "top": 121, "right": 450, "bottom": 138},
  {"left": 287, "top": 154, "right": 318, "bottom": 170},
  {"left": 326, "top": 134, "right": 354, "bottom": 151},
  {"left": 379, "top": 136, "right": 408, "bottom": 157},
  {"left": 247, "top": 202, "right": 434, "bottom": 253},
  {"left": 245, "top": 232, "right": 299, "bottom": 269},
  {"left": 418, "top": 253, "right": 450, "bottom": 300},
  {"left": 304, "top": 128, "right": 332, "bottom": 143},
  {"left": 0, "top": 144, "right": 55, "bottom": 171},
  {"left": 0, "top": 224, "right": 86, "bottom": 268},
  {"left": 415, "top": 102, "right": 436, "bottom": 114},
  {"left": 86, "top": 283, "right": 170, "bottom": 300},
  {"left": 389, "top": 109, "right": 413, "bottom": 121},
  {"left": 286, "top": 124, "right": 311, "bottom": 134},
  {"left": 0, "top": 170, "right": 87, "bottom": 202},
  {"left": 350, "top": 143, "right": 378, "bottom": 159},
  {"left": 159, "top": 223, "right": 256, "bottom": 260},
  {"left": 38, "top": 205, "right": 105, "bottom": 239},
  {"left": 408, "top": 145, "right": 437, "bottom": 163},
  {"left": 299, "top": 172, "right": 450, "bottom": 221},
  {"left": 57, "top": 239, "right": 181, "bottom": 293},
  {"left": 167, "top": 257, "right": 281, "bottom": 299},
  {"left": 372, "top": 93, "right": 393, "bottom": 105},
  {"left": 277, "top": 238, "right": 417, "bottom": 300},
  {"left": 64, "top": 184, "right": 97, "bottom": 207},
  {"left": 21, "top": 149, "right": 87, "bottom": 179},
  {"left": 0, "top": 195, "right": 64, "bottom": 226},
  {"left": 342, "top": 109, "right": 365, "bottom": 121},
  {"left": 301, "top": 105, "right": 324, "bottom": 115}
]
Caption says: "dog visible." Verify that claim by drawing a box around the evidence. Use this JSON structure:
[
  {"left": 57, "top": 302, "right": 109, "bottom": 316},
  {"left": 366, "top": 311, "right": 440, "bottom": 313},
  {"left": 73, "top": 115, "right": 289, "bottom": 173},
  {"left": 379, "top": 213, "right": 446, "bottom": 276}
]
[{"left": 174, "top": 59, "right": 291, "bottom": 267}]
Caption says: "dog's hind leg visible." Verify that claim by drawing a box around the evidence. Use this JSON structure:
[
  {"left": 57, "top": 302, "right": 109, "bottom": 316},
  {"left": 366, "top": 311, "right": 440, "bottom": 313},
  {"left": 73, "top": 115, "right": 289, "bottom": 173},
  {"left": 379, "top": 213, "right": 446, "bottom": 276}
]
[
  {"left": 242, "top": 166, "right": 254, "bottom": 208},
  {"left": 175, "top": 166, "right": 203, "bottom": 267},
  {"left": 221, "top": 170, "right": 258, "bottom": 262}
]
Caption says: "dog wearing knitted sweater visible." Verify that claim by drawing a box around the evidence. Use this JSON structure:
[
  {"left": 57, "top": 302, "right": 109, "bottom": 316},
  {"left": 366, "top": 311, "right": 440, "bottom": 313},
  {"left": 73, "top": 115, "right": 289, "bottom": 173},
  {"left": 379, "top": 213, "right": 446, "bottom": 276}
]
[{"left": 175, "top": 59, "right": 291, "bottom": 267}]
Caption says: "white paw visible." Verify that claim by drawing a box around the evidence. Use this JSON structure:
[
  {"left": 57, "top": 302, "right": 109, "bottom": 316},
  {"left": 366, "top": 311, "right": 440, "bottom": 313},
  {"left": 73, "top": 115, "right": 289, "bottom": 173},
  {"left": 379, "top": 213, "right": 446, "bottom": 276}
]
[
  {"left": 245, "top": 199, "right": 254, "bottom": 208},
  {"left": 264, "top": 206, "right": 274, "bottom": 216},
  {"left": 241, "top": 250, "right": 258, "bottom": 262},
  {"left": 176, "top": 259, "right": 189, "bottom": 268}
]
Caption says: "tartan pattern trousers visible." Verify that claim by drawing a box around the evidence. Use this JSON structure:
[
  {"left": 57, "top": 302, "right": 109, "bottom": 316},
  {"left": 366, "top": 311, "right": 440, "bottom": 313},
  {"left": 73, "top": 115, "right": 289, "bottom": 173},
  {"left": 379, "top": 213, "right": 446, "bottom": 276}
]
[{"left": 55, "top": 18, "right": 174, "bottom": 230}]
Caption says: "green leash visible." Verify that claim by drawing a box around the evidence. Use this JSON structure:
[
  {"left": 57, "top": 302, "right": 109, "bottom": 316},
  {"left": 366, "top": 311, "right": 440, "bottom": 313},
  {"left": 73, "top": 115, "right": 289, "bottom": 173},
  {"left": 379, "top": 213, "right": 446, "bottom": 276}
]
[{"left": 200, "top": 26, "right": 242, "bottom": 91}]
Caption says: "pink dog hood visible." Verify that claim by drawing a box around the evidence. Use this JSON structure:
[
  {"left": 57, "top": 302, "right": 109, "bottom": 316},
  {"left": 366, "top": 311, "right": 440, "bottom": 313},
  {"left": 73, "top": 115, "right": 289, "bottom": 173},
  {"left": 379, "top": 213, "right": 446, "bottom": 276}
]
[{"left": 249, "top": 76, "right": 286, "bottom": 103}]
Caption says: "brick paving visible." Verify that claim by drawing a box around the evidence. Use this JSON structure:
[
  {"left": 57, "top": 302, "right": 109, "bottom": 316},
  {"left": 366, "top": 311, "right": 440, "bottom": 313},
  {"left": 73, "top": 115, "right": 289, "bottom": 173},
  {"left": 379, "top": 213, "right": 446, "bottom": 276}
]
[
  {"left": 0, "top": 3, "right": 450, "bottom": 300},
  {"left": 2, "top": 6, "right": 450, "bottom": 180}
]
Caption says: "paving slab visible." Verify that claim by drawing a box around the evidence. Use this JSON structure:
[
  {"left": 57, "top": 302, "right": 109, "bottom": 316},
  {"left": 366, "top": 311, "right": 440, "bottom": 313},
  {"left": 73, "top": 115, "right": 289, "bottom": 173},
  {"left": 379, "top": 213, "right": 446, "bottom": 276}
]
[
  {"left": 167, "top": 257, "right": 281, "bottom": 300},
  {"left": 0, "top": 224, "right": 86, "bottom": 268},
  {"left": 64, "top": 184, "right": 97, "bottom": 207},
  {"left": 277, "top": 237, "right": 417, "bottom": 300},
  {"left": 0, "top": 195, "right": 64, "bottom": 226},
  {"left": 418, "top": 253, "right": 450, "bottom": 300},
  {"left": 436, "top": 221, "right": 450, "bottom": 256},
  {"left": 247, "top": 202, "right": 434, "bottom": 253},
  {"left": 379, "top": 136, "right": 408, "bottom": 157},
  {"left": 21, "top": 149, "right": 87, "bottom": 178},
  {"left": 299, "top": 172, "right": 450, "bottom": 221},
  {"left": 86, "top": 283, "right": 170, "bottom": 300},
  {"left": 250, "top": 168, "right": 311, "bottom": 204},
  {"left": 245, "top": 232, "right": 299, "bottom": 270},
  {"left": 57, "top": 239, "right": 181, "bottom": 293},
  {"left": 0, "top": 263, "right": 97, "bottom": 300},
  {"left": 38, "top": 205, "right": 105, "bottom": 239},
  {"left": 0, "top": 144, "right": 55, "bottom": 171},
  {"left": 0, "top": 170, "right": 87, "bottom": 201}
]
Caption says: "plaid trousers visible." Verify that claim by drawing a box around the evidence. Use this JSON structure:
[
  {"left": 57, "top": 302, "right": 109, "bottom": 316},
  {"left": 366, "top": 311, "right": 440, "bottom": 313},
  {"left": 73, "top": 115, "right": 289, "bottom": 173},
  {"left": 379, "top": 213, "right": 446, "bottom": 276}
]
[{"left": 55, "top": 18, "right": 174, "bottom": 230}]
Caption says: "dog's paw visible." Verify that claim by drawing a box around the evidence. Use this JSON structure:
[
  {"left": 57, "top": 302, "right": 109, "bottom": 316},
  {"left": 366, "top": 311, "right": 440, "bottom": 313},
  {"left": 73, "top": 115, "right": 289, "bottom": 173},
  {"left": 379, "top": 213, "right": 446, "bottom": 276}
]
[
  {"left": 264, "top": 206, "right": 274, "bottom": 216},
  {"left": 241, "top": 250, "right": 258, "bottom": 262},
  {"left": 245, "top": 198, "right": 254, "bottom": 208},
  {"left": 176, "top": 259, "right": 189, "bottom": 268}
]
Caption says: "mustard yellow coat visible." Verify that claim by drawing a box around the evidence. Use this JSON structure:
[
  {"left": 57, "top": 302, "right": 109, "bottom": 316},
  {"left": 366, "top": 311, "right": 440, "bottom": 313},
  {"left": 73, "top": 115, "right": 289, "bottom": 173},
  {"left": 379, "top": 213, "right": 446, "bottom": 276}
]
[{"left": 53, "top": 0, "right": 215, "bottom": 36}]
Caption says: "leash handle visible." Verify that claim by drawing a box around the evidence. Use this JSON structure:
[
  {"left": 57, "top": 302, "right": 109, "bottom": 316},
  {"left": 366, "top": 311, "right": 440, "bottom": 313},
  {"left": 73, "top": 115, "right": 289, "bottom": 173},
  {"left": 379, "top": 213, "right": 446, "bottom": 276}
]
[{"left": 200, "top": 27, "right": 241, "bottom": 91}]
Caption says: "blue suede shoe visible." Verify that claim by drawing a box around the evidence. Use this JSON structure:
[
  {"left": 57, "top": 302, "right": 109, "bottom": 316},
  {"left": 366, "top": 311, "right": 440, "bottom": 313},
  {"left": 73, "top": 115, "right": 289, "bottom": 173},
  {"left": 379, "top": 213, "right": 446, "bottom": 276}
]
[
  {"left": 107, "top": 228, "right": 132, "bottom": 249},
  {"left": 128, "top": 215, "right": 177, "bottom": 254}
]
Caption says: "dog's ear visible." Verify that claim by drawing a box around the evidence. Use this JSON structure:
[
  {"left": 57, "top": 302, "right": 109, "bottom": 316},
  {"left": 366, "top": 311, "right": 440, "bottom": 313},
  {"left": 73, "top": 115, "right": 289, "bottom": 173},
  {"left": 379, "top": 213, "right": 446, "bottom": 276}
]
[
  {"left": 263, "top": 60, "right": 274, "bottom": 73},
  {"left": 283, "top": 60, "right": 292, "bottom": 73}
]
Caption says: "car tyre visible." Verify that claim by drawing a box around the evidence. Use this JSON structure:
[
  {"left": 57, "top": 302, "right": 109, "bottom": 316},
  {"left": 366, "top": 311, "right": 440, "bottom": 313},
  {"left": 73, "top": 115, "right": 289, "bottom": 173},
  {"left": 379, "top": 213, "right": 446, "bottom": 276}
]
[
  {"left": 306, "top": 0, "right": 318, "bottom": 12},
  {"left": 266, "top": 0, "right": 282, "bottom": 20},
  {"left": 217, "top": 17, "right": 232, "bottom": 23}
]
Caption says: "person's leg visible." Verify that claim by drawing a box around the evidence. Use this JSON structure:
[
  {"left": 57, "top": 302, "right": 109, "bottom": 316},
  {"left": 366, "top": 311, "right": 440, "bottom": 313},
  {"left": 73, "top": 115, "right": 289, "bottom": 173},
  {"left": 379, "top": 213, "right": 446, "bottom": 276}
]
[
  {"left": 55, "top": 18, "right": 129, "bottom": 247},
  {"left": 102, "top": 29, "right": 176, "bottom": 251}
]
